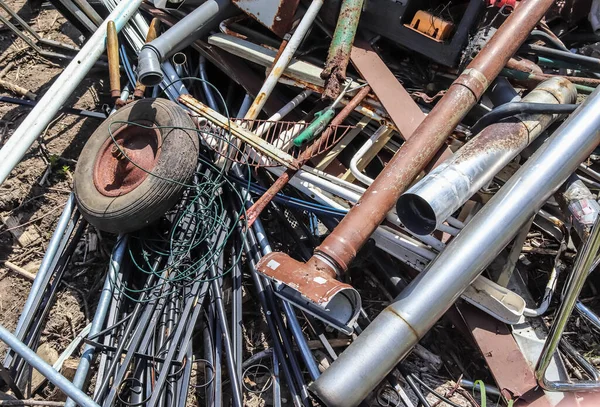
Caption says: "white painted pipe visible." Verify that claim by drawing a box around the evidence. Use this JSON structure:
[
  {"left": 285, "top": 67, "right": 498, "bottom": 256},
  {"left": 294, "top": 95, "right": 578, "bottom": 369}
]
[
  {"left": 0, "top": 0, "right": 143, "bottom": 184},
  {"left": 244, "top": 0, "right": 324, "bottom": 120}
]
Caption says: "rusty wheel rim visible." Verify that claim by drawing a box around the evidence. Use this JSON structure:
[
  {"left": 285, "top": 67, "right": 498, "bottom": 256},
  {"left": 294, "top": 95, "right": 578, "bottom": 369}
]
[{"left": 93, "top": 121, "right": 162, "bottom": 197}]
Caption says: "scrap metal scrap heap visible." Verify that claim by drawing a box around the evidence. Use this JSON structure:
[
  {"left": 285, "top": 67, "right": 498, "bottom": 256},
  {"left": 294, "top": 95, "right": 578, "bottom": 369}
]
[{"left": 5, "top": 0, "right": 600, "bottom": 405}]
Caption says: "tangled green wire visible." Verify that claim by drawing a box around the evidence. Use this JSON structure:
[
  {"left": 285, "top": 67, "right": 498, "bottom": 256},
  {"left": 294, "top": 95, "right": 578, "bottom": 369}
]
[{"left": 105, "top": 77, "right": 252, "bottom": 303}]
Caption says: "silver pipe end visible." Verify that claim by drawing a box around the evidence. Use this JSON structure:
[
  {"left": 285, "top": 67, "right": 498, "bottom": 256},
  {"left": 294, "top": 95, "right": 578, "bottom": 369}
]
[
  {"left": 172, "top": 52, "right": 187, "bottom": 67},
  {"left": 137, "top": 45, "right": 164, "bottom": 87},
  {"left": 396, "top": 193, "right": 438, "bottom": 235}
]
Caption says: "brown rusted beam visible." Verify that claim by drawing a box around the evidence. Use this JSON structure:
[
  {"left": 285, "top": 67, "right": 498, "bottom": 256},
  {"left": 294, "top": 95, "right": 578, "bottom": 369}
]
[{"left": 349, "top": 39, "right": 454, "bottom": 165}]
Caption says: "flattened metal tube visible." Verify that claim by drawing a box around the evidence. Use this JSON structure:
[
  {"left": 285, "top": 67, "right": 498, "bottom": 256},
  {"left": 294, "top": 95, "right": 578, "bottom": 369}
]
[
  {"left": 397, "top": 77, "right": 576, "bottom": 235},
  {"left": 310, "top": 84, "right": 600, "bottom": 407}
]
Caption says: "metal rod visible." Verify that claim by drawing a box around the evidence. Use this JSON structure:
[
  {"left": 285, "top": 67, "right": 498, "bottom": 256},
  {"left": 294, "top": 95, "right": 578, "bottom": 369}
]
[
  {"left": 107, "top": 21, "right": 121, "bottom": 99},
  {"left": 321, "top": 0, "right": 364, "bottom": 99},
  {"left": 309, "top": 82, "right": 600, "bottom": 407},
  {"left": 64, "top": 236, "right": 128, "bottom": 407},
  {"left": 536, "top": 207, "right": 600, "bottom": 391},
  {"left": 0, "top": 325, "right": 99, "bottom": 407}
]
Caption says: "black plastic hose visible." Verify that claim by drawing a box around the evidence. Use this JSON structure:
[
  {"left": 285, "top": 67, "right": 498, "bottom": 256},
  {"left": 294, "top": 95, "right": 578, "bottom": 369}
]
[
  {"left": 520, "top": 44, "right": 600, "bottom": 72},
  {"left": 471, "top": 102, "right": 578, "bottom": 135}
]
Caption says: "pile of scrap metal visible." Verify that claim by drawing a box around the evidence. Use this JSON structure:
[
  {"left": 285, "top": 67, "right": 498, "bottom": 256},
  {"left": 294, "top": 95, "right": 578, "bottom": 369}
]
[{"left": 5, "top": 0, "right": 600, "bottom": 405}]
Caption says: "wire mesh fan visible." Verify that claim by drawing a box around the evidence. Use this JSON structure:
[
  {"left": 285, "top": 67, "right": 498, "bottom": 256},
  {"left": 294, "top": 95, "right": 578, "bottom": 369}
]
[{"left": 197, "top": 118, "right": 355, "bottom": 168}]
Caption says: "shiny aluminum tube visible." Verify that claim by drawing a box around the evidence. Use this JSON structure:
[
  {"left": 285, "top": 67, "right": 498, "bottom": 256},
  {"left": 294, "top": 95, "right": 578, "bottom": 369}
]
[
  {"left": 172, "top": 52, "right": 187, "bottom": 77},
  {"left": 397, "top": 77, "right": 577, "bottom": 235},
  {"left": 0, "top": 0, "right": 142, "bottom": 185},
  {"left": 349, "top": 125, "right": 392, "bottom": 186},
  {"left": 536, "top": 211, "right": 600, "bottom": 391},
  {"left": 64, "top": 236, "right": 128, "bottom": 407},
  {"left": 0, "top": 325, "right": 99, "bottom": 407},
  {"left": 310, "top": 85, "right": 600, "bottom": 407},
  {"left": 137, "top": 0, "right": 231, "bottom": 86}
]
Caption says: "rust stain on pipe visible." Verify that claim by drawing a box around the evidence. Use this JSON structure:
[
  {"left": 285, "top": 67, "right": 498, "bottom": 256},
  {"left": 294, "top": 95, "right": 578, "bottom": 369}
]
[
  {"left": 107, "top": 21, "right": 121, "bottom": 99},
  {"left": 314, "top": 0, "right": 555, "bottom": 272}
]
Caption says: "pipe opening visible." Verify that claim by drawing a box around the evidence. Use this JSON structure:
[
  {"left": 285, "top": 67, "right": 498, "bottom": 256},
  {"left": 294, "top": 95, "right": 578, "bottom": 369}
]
[
  {"left": 139, "top": 72, "right": 163, "bottom": 87},
  {"left": 172, "top": 52, "right": 187, "bottom": 66},
  {"left": 396, "top": 194, "right": 437, "bottom": 236}
]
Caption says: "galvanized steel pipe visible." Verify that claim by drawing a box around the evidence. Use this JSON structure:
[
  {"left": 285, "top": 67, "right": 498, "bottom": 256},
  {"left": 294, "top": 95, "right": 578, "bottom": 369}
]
[
  {"left": 137, "top": 0, "right": 231, "bottom": 86},
  {"left": 310, "top": 84, "right": 600, "bottom": 407},
  {"left": 397, "top": 77, "right": 576, "bottom": 235},
  {"left": 64, "top": 236, "right": 128, "bottom": 407},
  {"left": 0, "top": 325, "right": 99, "bottom": 407},
  {"left": 0, "top": 0, "right": 142, "bottom": 185}
]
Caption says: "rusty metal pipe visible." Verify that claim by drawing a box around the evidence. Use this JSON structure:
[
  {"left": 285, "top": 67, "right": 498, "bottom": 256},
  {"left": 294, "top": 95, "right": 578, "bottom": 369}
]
[
  {"left": 397, "top": 77, "right": 576, "bottom": 235},
  {"left": 107, "top": 21, "right": 120, "bottom": 99},
  {"left": 321, "top": 0, "right": 364, "bottom": 99},
  {"left": 257, "top": 0, "right": 554, "bottom": 334},
  {"left": 133, "top": 18, "right": 160, "bottom": 99},
  {"left": 310, "top": 76, "right": 600, "bottom": 407},
  {"left": 311, "top": 0, "right": 554, "bottom": 272},
  {"left": 245, "top": 85, "right": 371, "bottom": 226}
]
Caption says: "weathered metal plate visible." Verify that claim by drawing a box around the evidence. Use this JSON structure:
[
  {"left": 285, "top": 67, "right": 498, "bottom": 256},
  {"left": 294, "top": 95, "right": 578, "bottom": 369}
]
[{"left": 231, "top": 0, "right": 299, "bottom": 37}]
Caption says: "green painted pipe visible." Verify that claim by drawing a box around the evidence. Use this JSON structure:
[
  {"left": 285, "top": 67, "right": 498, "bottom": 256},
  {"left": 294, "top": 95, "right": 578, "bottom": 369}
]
[{"left": 321, "top": 0, "right": 364, "bottom": 98}]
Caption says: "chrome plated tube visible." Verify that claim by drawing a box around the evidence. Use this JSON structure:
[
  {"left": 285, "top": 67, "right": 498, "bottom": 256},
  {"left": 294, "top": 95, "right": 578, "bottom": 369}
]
[
  {"left": 0, "top": 0, "right": 142, "bottom": 185},
  {"left": 397, "top": 77, "right": 576, "bottom": 235},
  {"left": 310, "top": 86, "right": 600, "bottom": 407},
  {"left": 536, "top": 212, "right": 600, "bottom": 391},
  {"left": 137, "top": 0, "right": 231, "bottom": 86},
  {"left": 0, "top": 325, "right": 99, "bottom": 407},
  {"left": 65, "top": 236, "right": 128, "bottom": 407}
]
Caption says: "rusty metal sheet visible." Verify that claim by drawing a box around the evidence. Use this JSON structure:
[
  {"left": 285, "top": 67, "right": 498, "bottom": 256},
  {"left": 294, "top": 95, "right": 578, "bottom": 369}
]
[
  {"left": 457, "top": 304, "right": 553, "bottom": 406},
  {"left": 349, "top": 38, "right": 453, "bottom": 164},
  {"left": 231, "top": 0, "right": 299, "bottom": 38}
]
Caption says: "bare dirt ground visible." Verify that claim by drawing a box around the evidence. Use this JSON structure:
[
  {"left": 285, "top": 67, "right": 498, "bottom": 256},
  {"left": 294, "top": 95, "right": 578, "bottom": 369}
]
[{"left": 0, "top": 0, "right": 111, "bottom": 395}]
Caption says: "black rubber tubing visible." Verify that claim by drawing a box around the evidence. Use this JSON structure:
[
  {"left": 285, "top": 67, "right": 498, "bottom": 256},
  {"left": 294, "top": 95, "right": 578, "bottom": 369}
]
[{"left": 470, "top": 102, "right": 579, "bottom": 135}]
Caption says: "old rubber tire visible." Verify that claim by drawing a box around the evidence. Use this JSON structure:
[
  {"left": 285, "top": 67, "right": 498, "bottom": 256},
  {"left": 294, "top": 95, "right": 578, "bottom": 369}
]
[{"left": 74, "top": 98, "right": 199, "bottom": 234}]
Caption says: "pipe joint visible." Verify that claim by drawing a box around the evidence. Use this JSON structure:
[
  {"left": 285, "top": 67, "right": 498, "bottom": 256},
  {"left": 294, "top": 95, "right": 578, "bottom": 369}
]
[{"left": 137, "top": 44, "right": 163, "bottom": 86}]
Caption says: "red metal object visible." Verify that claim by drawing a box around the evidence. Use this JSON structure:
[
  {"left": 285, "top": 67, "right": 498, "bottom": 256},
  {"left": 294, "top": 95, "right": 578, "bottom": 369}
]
[
  {"left": 93, "top": 122, "right": 161, "bottom": 197},
  {"left": 488, "top": 0, "right": 518, "bottom": 8}
]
